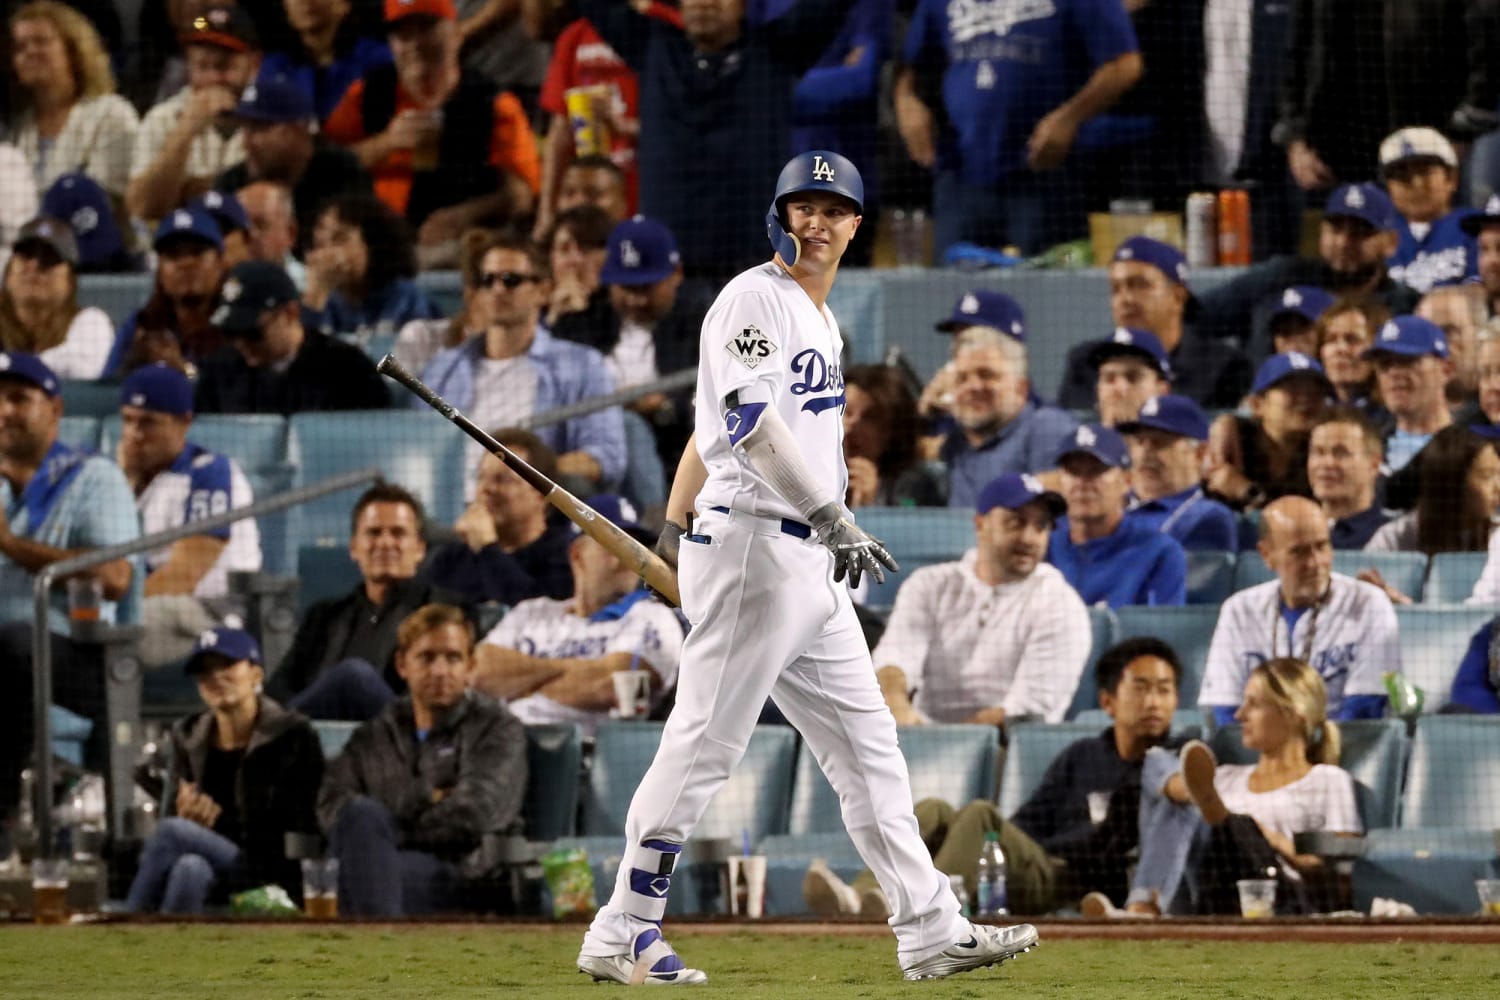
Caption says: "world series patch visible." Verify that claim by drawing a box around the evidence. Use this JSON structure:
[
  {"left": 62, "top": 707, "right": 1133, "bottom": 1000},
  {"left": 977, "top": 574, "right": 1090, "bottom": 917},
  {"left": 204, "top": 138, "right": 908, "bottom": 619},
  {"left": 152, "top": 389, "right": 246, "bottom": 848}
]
[{"left": 726, "top": 325, "right": 777, "bottom": 370}]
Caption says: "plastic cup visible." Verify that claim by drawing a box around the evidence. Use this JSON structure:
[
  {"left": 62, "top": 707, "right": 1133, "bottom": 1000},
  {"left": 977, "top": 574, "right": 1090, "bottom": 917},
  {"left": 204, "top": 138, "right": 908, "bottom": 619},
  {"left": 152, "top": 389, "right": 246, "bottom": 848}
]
[
  {"left": 66, "top": 577, "right": 102, "bottom": 622},
  {"left": 300, "top": 858, "right": 339, "bottom": 919},
  {"left": 1236, "top": 878, "right": 1276, "bottom": 919},
  {"left": 1477, "top": 879, "right": 1500, "bottom": 917},
  {"left": 612, "top": 671, "right": 651, "bottom": 719},
  {"left": 726, "top": 855, "right": 767, "bottom": 918},
  {"left": 31, "top": 859, "right": 69, "bottom": 925},
  {"left": 1087, "top": 791, "right": 1111, "bottom": 825}
]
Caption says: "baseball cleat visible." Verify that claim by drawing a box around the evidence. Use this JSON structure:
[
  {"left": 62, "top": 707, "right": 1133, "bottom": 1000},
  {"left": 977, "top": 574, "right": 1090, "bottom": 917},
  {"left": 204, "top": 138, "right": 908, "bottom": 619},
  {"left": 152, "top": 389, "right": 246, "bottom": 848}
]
[
  {"left": 803, "top": 859, "right": 860, "bottom": 916},
  {"left": 901, "top": 921, "right": 1039, "bottom": 981},
  {"left": 577, "top": 927, "right": 708, "bottom": 986}
]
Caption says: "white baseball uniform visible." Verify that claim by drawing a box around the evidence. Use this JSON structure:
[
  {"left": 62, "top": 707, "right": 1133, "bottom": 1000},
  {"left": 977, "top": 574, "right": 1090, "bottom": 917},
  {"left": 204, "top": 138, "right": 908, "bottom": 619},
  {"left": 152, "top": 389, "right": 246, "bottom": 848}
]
[
  {"left": 582, "top": 262, "right": 967, "bottom": 968},
  {"left": 1198, "top": 573, "right": 1399, "bottom": 716},
  {"left": 873, "top": 551, "right": 1090, "bottom": 723},
  {"left": 482, "top": 591, "right": 684, "bottom": 735}
]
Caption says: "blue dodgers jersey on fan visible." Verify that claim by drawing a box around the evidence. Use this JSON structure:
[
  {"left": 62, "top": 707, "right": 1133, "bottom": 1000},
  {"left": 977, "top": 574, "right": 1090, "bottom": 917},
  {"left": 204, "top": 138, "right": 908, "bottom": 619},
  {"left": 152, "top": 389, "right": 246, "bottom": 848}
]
[
  {"left": 1046, "top": 516, "right": 1187, "bottom": 609},
  {"left": 903, "top": 0, "right": 1139, "bottom": 184},
  {"left": 1388, "top": 209, "right": 1479, "bottom": 293},
  {"left": 162, "top": 443, "right": 233, "bottom": 543}
]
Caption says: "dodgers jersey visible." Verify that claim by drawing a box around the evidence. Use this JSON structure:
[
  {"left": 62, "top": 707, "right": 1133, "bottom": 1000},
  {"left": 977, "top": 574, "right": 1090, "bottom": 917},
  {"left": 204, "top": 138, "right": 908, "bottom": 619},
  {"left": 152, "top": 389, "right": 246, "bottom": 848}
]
[
  {"left": 1199, "top": 572, "right": 1398, "bottom": 716},
  {"left": 482, "top": 589, "right": 685, "bottom": 733},
  {"left": 694, "top": 262, "right": 849, "bottom": 522},
  {"left": 1388, "top": 209, "right": 1478, "bottom": 293},
  {"left": 137, "top": 442, "right": 260, "bottom": 599}
]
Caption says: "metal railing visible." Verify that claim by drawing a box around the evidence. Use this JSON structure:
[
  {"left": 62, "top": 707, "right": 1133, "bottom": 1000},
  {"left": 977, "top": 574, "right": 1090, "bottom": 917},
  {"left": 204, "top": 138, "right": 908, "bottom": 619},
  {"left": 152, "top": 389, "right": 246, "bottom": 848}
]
[
  {"left": 518, "top": 368, "right": 697, "bottom": 431},
  {"left": 30, "top": 466, "right": 382, "bottom": 857}
]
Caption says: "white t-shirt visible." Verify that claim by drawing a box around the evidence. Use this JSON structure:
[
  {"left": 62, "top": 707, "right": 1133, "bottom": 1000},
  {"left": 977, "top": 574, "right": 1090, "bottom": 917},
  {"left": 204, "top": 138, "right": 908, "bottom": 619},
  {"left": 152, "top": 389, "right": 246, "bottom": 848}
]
[
  {"left": 482, "top": 592, "right": 684, "bottom": 734},
  {"left": 1199, "top": 573, "right": 1399, "bottom": 716},
  {"left": 466, "top": 352, "right": 538, "bottom": 494},
  {"left": 606, "top": 321, "right": 659, "bottom": 391},
  {"left": 37, "top": 307, "right": 114, "bottom": 380},
  {"left": 695, "top": 262, "right": 848, "bottom": 522},
  {"left": 0, "top": 143, "right": 38, "bottom": 260},
  {"left": 1214, "top": 763, "right": 1363, "bottom": 841},
  {"left": 13, "top": 94, "right": 140, "bottom": 196},
  {"left": 129, "top": 89, "right": 246, "bottom": 211},
  {"left": 871, "top": 552, "right": 1092, "bottom": 723},
  {"left": 1465, "top": 527, "right": 1500, "bottom": 607},
  {"left": 135, "top": 443, "right": 261, "bottom": 599}
]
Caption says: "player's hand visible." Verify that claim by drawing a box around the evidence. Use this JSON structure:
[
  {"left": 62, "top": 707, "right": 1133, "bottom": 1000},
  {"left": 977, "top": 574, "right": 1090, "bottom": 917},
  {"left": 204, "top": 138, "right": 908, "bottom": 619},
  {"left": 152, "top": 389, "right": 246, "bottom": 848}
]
[
  {"left": 656, "top": 520, "right": 685, "bottom": 569},
  {"left": 845, "top": 456, "right": 880, "bottom": 509},
  {"left": 809, "top": 502, "right": 899, "bottom": 589},
  {"left": 1287, "top": 140, "right": 1336, "bottom": 191},
  {"left": 1026, "top": 107, "right": 1079, "bottom": 171},
  {"left": 895, "top": 90, "right": 936, "bottom": 169}
]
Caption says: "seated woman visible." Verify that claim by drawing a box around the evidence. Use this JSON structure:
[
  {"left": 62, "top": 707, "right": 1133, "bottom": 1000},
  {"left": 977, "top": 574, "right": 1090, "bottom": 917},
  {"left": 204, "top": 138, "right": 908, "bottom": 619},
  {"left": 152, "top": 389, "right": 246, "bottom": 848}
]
[
  {"left": 1087, "top": 657, "right": 1361, "bottom": 917},
  {"left": 540, "top": 204, "right": 612, "bottom": 330},
  {"left": 126, "top": 628, "right": 323, "bottom": 915},
  {"left": 0, "top": 215, "right": 112, "bottom": 378},
  {"left": 1315, "top": 294, "right": 1388, "bottom": 418},
  {"left": 843, "top": 364, "right": 945, "bottom": 508},
  {"left": 1367, "top": 425, "right": 1499, "bottom": 554},
  {"left": 302, "top": 193, "right": 441, "bottom": 340}
]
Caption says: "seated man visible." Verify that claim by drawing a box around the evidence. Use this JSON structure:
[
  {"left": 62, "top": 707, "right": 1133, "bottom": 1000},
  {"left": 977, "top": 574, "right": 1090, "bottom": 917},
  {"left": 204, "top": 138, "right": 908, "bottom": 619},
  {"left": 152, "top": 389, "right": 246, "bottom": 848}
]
[
  {"left": 934, "top": 290, "right": 1026, "bottom": 342},
  {"left": 1450, "top": 616, "right": 1500, "bottom": 714},
  {"left": 318, "top": 603, "right": 526, "bottom": 917},
  {"left": 547, "top": 155, "right": 631, "bottom": 234},
  {"left": 194, "top": 260, "right": 389, "bottom": 414},
  {"left": 1119, "top": 395, "right": 1237, "bottom": 552},
  {"left": 938, "top": 328, "right": 1078, "bottom": 508},
  {"left": 192, "top": 190, "right": 250, "bottom": 266},
  {"left": 117, "top": 363, "right": 261, "bottom": 668},
  {"left": 472, "top": 495, "right": 684, "bottom": 734},
  {"left": 1380, "top": 127, "right": 1477, "bottom": 295},
  {"left": 1206, "top": 352, "right": 1332, "bottom": 510},
  {"left": 268, "top": 483, "right": 468, "bottom": 720},
  {"left": 1307, "top": 407, "right": 1389, "bottom": 549},
  {"left": 874, "top": 473, "right": 1090, "bottom": 728},
  {"left": 1083, "top": 327, "right": 1171, "bottom": 428},
  {"left": 423, "top": 428, "right": 574, "bottom": 606},
  {"left": 1364, "top": 315, "right": 1454, "bottom": 472},
  {"left": 1415, "top": 285, "right": 1485, "bottom": 410},
  {"left": 237, "top": 180, "right": 307, "bottom": 289},
  {"left": 1461, "top": 194, "right": 1500, "bottom": 318},
  {"left": 807, "top": 637, "right": 1185, "bottom": 917},
  {"left": 1266, "top": 286, "right": 1335, "bottom": 357},
  {"left": 1199, "top": 496, "right": 1396, "bottom": 724},
  {"left": 0, "top": 352, "right": 137, "bottom": 822},
  {"left": 1047, "top": 425, "right": 1186, "bottom": 608},
  {"left": 113, "top": 205, "right": 231, "bottom": 373}
]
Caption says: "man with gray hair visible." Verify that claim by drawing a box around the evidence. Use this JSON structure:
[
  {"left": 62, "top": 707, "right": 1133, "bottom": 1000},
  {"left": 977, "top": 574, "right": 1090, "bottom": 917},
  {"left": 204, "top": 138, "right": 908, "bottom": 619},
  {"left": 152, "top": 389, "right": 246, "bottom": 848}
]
[
  {"left": 938, "top": 328, "right": 1079, "bottom": 508},
  {"left": 1416, "top": 284, "right": 1487, "bottom": 407}
]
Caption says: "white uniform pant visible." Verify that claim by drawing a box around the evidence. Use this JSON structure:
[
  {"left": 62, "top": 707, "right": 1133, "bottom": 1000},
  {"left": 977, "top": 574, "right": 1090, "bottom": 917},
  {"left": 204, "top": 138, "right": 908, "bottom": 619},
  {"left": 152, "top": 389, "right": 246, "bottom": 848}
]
[{"left": 582, "top": 508, "right": 964, "bottom": 967}]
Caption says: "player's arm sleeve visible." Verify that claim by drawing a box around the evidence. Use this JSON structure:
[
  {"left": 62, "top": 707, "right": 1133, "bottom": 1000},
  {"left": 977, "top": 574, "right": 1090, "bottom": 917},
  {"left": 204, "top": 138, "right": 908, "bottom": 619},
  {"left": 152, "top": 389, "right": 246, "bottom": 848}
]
[
  {"left": 1146, "top": 539, "right": 1188, "bottom": 606},
  {"left": 1466, "top": 529, "right": 1500, "bottom": 606},
  {"left": 1003, "top": 584, "right": 1092, "bottom": 723},
  {"left": 729, "top": 393, "right": 841, "bottom": 518},
  {"left": 1450, "top": 622, "right": 1500, "bottom": 714},
  {"left": 1198, "top": 602, "right": 1247, "bottom": 711},
  {"left": 870, "top": 568, "right": 938, "bottom": 692}
]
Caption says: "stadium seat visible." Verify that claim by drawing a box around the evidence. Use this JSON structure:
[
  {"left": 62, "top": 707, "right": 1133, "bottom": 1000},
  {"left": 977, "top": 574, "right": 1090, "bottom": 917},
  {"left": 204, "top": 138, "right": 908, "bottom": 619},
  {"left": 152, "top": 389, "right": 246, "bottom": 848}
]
[
  {"left": 296, "top": 545, "right": 361, "bottom": 612},
  {"left": 1394, "top": 606, "right": 1494, "bottom": 713},
  {"left": 77, "top": 273, "right": 153, "bottom": 327},
  {"left": 1113, "top": 605, "right": 1220, "bottom": 707},
  {"left": 995, "top": 722, "right": 1098, "bottom": 818},
  {"left": 59, "top": 379, "right": 121, "bottom": 418},
  {"left": 619, "top": 410, "right": 666, "bottom": 512},
  {"left": 1352, "top": 828, "right": 1499, "bottom": 915},
  {"left": 1064, "top": 606, "right": 1118, "bottom": 720},
  {"left": 1401, "top": 716, "right": 1500, "bottom": 829},
  {"left": 523, "top": 723, "right": 583, "bottom": 841},
  {"left": 1235, "top": 551, "right": 1428, "bottom": 596},
  {"left": 1185, "top": 550, "right": 1236, "bottom": 605},
  {"left": 289, "top": 410, "right": 467, "bottom": 550},
  {"left": 856, "top": 507, "right": 974, "bottom": 610},
  {"left": 57, "top": 415, "right": 99, "bottom": 452},
  {"left": 415, "top": 271, "right": 463, "bottom": 318},
  {"left": 312, "top": 720, "right": 359, "bottom": 759},
  {"left": 1423, "top": 552, "right": 1488, "bottom": 605}
]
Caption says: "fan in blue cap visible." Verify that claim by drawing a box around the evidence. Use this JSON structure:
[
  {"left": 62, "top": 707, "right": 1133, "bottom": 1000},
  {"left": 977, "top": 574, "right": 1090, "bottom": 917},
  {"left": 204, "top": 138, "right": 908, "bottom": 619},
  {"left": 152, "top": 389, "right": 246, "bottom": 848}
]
[
  {"left": 1266, "top": 285, "right": 1335, "bottom": 357},
  {"left": 1361, "top": 315, "right": 1455, "bottom": 472},
  {"left": 1083, "top": 327, "right": 1173, "bottom": 428},
  {"left": 1118, "top": 395, "right": 1237, "bottom": 552},
  {"left": 1206, "top": 352, "right": 1332, "bottom": 510}
]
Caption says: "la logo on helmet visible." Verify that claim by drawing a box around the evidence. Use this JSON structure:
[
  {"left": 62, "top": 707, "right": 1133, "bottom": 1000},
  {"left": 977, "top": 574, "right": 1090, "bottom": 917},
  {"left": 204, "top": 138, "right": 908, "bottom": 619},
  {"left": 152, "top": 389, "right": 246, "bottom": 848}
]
[{"left": 811, "top": 155, "right": 835, "bottom": 182}]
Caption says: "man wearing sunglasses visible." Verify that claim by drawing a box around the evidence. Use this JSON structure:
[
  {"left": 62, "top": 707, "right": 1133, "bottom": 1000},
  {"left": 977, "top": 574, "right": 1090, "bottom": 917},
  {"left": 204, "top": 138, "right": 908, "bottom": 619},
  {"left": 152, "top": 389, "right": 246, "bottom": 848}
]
[{"left": 194, "top": 259, "right": 388, "bottom": 415}]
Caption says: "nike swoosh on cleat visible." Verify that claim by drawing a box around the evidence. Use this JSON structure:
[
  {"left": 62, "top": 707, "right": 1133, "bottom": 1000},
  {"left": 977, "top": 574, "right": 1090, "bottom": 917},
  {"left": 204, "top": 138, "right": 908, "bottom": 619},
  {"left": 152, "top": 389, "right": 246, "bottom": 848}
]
[{"left": 958, "top": 936, "right": 977, "bottom": 949}]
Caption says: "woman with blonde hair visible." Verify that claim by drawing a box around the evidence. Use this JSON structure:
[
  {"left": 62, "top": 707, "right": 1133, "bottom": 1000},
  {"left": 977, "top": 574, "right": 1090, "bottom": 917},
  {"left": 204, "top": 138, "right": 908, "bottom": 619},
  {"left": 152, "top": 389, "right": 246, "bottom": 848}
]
[
  {"left": 1086, "top": 657, "right": 1361, "bottom": 917},
  {"left": 8, "top": 1, "right": 139, "bottom": 197}
]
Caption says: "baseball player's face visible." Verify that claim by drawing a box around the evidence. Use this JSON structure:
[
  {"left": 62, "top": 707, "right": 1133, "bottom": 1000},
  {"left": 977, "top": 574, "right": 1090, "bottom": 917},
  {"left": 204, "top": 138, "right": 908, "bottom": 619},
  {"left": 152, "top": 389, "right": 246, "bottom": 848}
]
[
  {"left": 349, "top": 500, "right": 427, "bottom": 586},
  {"left": 1318, "top": 217, "right": 1393, "bottom": 282},
  {"left": 1317, "top": 308, "right": 1372, "bottom": 390},
  {"left": 396, "top": 623, "right": 473, "bottom": 716},
  {"left": 1478, "top": 338, "right": 1500, "bottom": 422},
  {"left": 1100, "top": 654, "right": 1178, "bottom": 743},
  {"left": 1467, "top": 444, "right": 1500, "bottom": 518},
  {"left": 1058, "top": 455, "right": 1128, "bottom": 523},
  {"left": 976, "top": 504, "right": 1052, "bottom": 582},
  {"left": 1250, "top": 376, "right": 1326, "bottom": 439},
  {"left": 951, "top": 344, "right": 1027, "bottom": 435},
  {"left": 1095, "top": 357, "right": 1165, "bottom": 427},
  {"left": 1125, "top": 429, "right": 1202, "bottom": 501},
  {"left": 1234, "top": 674, "right": 1297, "bottom": 753},
  {"left": 1307, "top": 421, "right": 1380, "bottom": 508},
  {"left": 118, "top": 405, "right": 191, "bottom": 479},
  {"left": 1371, "top": 353, "right": 1450, "bottom": 420},
  {"left": 1259, "top": 508, "right": 1332, "bottom": 607},
  {"left": 476, "top": 449, "right": 547, "bottom": 529},
  {"left": 1478, "top": 229, "right": 1500, "bottom": 295},
  {"left": 1384, "top": 161, "right": 1457, "bottom": 224},
  {"left": 782, "top": 193, "right": 861, "bottom": 274},
  {"left": 1108, "top": 262, "right": 1183, "bottom": 336}
]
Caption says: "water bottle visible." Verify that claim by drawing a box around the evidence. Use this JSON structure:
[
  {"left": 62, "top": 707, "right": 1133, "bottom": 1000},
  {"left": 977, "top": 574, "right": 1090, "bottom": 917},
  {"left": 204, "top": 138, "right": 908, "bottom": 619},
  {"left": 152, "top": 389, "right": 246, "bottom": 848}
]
[{"left": 975, "top": 831, "right": 1009, "bottom": 916}]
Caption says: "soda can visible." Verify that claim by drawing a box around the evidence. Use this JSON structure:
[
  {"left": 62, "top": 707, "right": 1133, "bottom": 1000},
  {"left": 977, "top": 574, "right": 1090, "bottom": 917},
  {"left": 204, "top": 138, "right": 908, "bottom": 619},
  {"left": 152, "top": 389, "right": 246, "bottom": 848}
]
[
  {"left": 1185, "top": 193, "right": 1218, "bottom": 269},
  {"left": 564, "top": 84, "right": 613, "bottom": 157},
  {"left": 1217, "top": 189, "right": 1252, "bottom": 266}
]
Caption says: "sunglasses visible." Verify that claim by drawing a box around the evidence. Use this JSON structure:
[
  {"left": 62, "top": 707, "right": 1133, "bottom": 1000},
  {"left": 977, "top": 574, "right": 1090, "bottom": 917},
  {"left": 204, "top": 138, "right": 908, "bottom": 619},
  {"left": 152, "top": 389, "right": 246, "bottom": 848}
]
[{"left": 479, "top": 270, "right": 540, "bottom": 290}]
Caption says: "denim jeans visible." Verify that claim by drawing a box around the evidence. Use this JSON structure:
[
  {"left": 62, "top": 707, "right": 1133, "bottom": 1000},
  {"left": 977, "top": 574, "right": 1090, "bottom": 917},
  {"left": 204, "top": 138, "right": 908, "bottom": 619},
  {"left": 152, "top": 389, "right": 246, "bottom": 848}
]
[
  {"left": 329, "top": 796, "right": 467, "bottom": 916},
  {"left": 1126, "top": 747, "right": 1212, "bottom": 913},
  {"left": 288, "top": 658, "right": 397, "bottom": 721},
  {"left": 126, "top": 816, "right": 244, "bottom": 914}
]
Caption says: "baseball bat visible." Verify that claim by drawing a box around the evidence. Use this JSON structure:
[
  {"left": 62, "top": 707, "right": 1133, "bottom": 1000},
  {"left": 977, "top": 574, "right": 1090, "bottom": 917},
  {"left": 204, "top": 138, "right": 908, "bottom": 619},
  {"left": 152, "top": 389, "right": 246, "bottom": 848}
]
[{"left": 376, "top": 354, "right": 681, "bottom": 607}]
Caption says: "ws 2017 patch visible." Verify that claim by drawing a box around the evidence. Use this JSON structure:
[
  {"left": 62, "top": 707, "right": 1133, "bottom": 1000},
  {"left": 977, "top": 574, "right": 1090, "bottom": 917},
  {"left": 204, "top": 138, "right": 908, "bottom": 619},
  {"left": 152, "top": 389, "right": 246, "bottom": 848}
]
[{"left": 726, "top": 325, "right": 777, "bottom": 370}]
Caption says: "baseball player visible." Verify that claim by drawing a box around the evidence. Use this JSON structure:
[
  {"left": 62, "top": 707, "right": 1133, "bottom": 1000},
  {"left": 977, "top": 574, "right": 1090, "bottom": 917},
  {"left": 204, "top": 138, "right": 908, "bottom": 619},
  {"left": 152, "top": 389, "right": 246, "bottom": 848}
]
[{"left": 577, "top": 151, "right": 1038, "bottom": 985}]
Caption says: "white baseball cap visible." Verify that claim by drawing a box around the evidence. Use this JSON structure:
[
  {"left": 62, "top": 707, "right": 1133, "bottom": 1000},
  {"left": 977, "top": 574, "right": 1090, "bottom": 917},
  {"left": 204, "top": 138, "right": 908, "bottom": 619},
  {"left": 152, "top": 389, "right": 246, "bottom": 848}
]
[{"left": 1379, "top": 127, "right": 1458, "bottom": 175}]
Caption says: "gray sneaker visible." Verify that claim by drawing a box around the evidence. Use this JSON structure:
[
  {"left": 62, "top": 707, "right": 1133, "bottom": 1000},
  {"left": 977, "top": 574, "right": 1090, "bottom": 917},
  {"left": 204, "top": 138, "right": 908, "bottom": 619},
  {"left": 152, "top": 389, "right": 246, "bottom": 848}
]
[
  {"left": 902, "top": 922, "right": 1039, "bottom": 981},
  {"left": 577, "top": 927, "right": 709, "bottom": 986}
]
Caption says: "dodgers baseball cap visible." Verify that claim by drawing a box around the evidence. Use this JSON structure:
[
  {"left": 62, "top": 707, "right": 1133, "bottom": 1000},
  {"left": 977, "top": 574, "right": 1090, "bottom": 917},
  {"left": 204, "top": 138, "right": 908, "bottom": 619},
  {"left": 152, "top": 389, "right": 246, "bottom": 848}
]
[
  {"left": 13, "top": 216, "right": 79, "bottom": 268},
  {"left": 180, "top": 4, "right": 259, "bottom": 52},
  {"left": 1117, "top": 394, "right": 1210, "bottom": 442},
  {"left": 1460, "top": 194, "right": 1500, "bottom": 237},
  {"left": 212, "top": 260, "right": 300, "bottom": 335},
  {"left": 1269, "top": 285, "right": 1335, "bottom": 325},
  {"left": 120, "top": 363, "right": 193, "bottom": 416},
  {"left": 977, "top": 472, "right": 1066, "bottom": 519},
  {"left": 1112, "top": 235, "right": 1189, "bottom": 288},
  {"left": 1324, "top": 183, "right": 1399, "bottom": 231},
  {"left": 600, "top": 216, "right": 680, "bottom": 287},
  {"left": 184, "top": 626, "right": 262, "bottom": 676},
  {"left": 1055, "top": 423, "right": 1130, "bottom": 470},
  {"left": 935, "top": 290, "right": 1026, "bottom": 339},
  {"left": 572, "top": 494, "right": 655, "bottom": 546},
  {"left": 1361, "top": 315, "right": 1450, "bottom": 360},
  {"left": 154, "top": 206, "right": 224, "bottom": 252},
  {"left": 385, "top": 0, "right": 457, "bottom": 22},
  {"left": 1084, "top": 327, "right": 1172, "bottom": 379},
  {"left": 1379, "top": 126, "right": 1459, "bottom": 176},
  {"left": 232, "top": 73, "right": 314, "bottom": 124},
  {"left": 1251, "top": 351, "right": 1335, "bottom": 396},
  {"left": 41, "top": 173, "right": 125, "bottom": 270},
  {"left": 193, "top": 190, "right": 249, "bottom": 237},
  {"left": 0, "top": 351, "right": 60, "bottom": 397}
]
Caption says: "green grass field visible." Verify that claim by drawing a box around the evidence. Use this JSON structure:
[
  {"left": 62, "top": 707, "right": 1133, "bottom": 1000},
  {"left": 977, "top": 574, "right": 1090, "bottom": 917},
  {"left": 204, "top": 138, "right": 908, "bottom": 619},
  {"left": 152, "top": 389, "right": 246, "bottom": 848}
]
[{"left": 1, "top": 925, "right": 1499, "bottom": 999}]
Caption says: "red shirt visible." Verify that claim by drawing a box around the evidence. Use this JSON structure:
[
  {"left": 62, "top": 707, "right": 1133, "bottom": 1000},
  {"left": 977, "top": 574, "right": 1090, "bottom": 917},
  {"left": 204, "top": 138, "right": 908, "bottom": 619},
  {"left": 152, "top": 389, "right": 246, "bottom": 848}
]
[{"left": 539, "top": 18, "right": 644, "bottom": 212}]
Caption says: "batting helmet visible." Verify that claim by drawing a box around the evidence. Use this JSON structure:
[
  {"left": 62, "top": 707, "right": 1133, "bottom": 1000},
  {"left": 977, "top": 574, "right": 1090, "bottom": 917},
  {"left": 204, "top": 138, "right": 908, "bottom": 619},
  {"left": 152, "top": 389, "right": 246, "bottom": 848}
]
[{"left": 766, "top": 150, "right": 864, "bottom": 266}]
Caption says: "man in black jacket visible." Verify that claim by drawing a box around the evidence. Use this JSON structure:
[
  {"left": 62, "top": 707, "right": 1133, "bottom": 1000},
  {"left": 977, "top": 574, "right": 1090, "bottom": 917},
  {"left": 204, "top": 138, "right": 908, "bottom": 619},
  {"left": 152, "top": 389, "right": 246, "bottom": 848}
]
[
  {"left": 269, "top": 482, "right": 470, "bottom": 719},
  {"left": 317, "top": 603, "right": 527, "bottom": 916}
]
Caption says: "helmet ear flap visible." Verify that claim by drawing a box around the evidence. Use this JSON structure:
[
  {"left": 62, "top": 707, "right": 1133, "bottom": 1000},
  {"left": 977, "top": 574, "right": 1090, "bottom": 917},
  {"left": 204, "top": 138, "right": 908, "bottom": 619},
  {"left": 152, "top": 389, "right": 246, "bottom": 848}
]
[{"left": 765, "top": 200, "right": 800, "bottom": 268}]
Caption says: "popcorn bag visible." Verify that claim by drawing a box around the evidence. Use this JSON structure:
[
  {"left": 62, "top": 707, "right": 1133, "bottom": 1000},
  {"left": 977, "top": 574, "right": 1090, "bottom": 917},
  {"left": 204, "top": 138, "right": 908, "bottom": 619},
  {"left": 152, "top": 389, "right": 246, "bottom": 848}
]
[{"left": 541, "top": 847, "right": 596, "bottom": 919}]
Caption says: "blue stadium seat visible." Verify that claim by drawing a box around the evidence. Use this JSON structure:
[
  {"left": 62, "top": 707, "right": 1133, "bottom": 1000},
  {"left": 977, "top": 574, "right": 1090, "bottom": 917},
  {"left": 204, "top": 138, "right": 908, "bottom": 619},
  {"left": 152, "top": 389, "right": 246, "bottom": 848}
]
[
  {"left": 57, "top": 415, "right": 99, "bottom": 452},
  {"left": 1235, "top": 551, "right": 1428, "bottom": 596},
  {"left": 415, "top": 271, "right": 463, "bottom": 318},
  {"left": 1113, "top": 605, "right": 1220, "bottom": 707},
  {"left": 1423, "top": 552, "right": 1489, "bottom": 605},
  {"left": 1185, "top": 550, "right": 1236, "bottom": 605},
  {"left": 1395, "top": 606, "right": 1494, "bottom": 713},
  {"left": 297, "top": 545, "right": 361, "bottom": 612},
  {"left": 1402, "top": 716, "right": 1500, "bottom": 829},
  {"left": 996, "top": 722, "right": 1099, "bottom": 818},
  {"left": 857, "top": 507, "right": 974, "bottom": 610},
  {"left": 313, "top": 720, "right": 359, "bottom": 759},
  {"left": 1352, "top": 829, "right": 1499, "bottom": 914},
  {"left": 76, "top": 274, "right": 153, "bottom": 327},
  {"left": 523, "top": 723, "right": 583, "bottom": 841},
  {"left": 289, "top": 410, "right": 467, "bottom": 550},
  {"left": 59, "top": 379, "right": 122, "bottom": 418},
  {"left": 1064, "top": 606, "right": 1118, "bottom": 720}
]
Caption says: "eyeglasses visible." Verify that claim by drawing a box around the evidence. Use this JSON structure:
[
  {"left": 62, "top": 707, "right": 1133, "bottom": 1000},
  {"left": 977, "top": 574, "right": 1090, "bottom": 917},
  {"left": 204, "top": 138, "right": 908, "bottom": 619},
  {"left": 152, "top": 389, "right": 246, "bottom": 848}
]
[{"left": 479, "top": 270, "right": 540, "bottom": 290}]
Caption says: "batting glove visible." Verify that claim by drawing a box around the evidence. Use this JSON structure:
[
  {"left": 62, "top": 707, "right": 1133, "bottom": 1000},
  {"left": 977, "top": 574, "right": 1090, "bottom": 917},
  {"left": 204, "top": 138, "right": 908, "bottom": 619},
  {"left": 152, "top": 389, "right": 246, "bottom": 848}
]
[{"left": 809, "top": 502, "right": 899, "bottom": 588}]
